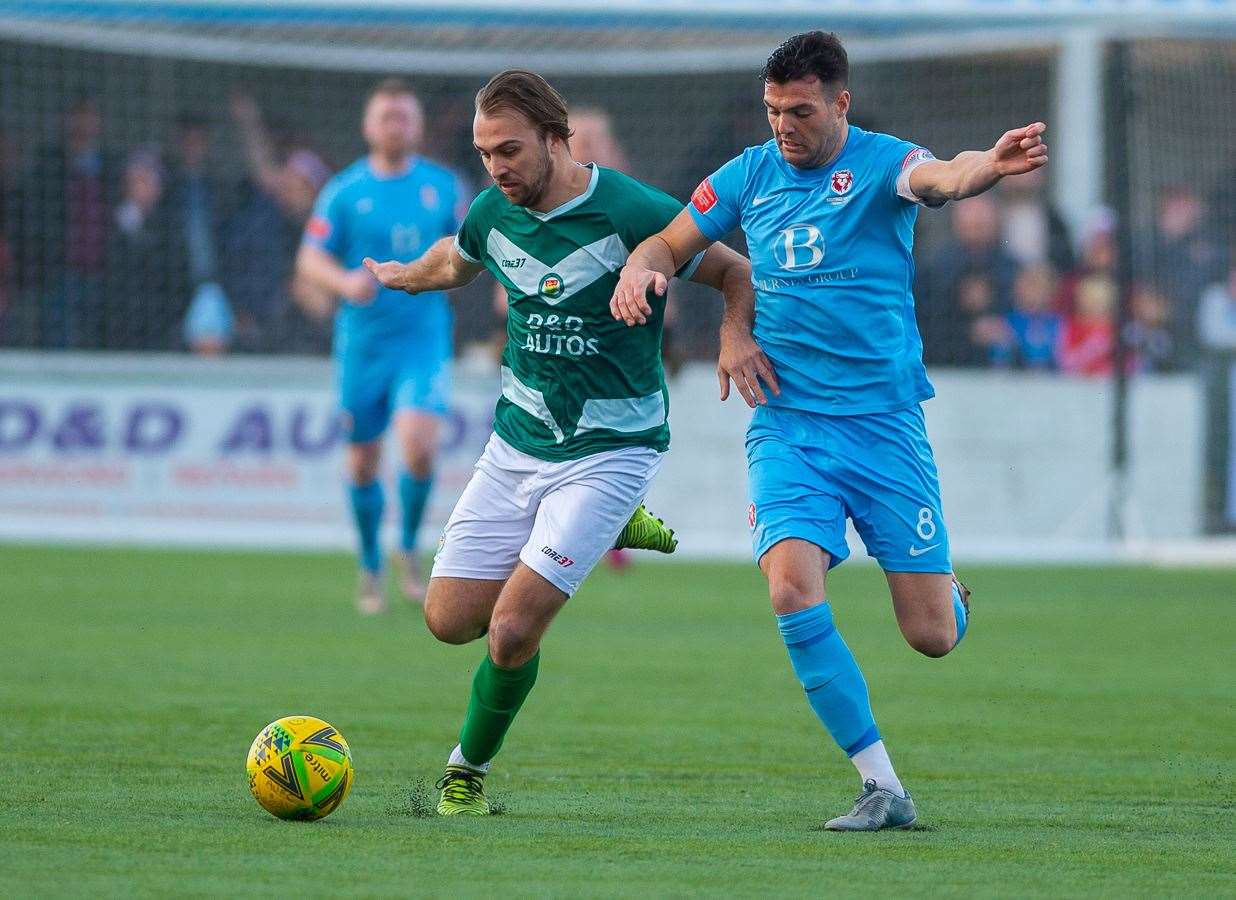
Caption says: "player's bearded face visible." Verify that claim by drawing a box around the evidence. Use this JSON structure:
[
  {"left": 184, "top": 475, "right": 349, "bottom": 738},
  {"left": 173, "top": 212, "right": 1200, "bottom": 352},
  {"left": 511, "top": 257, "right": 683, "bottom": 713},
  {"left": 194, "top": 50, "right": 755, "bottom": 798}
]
[
  {"left": 474, "top": 112, "right": 555, "bottom": 208},
  {"left": 764, "top": 78, "right": 850, "bottom": 170}
]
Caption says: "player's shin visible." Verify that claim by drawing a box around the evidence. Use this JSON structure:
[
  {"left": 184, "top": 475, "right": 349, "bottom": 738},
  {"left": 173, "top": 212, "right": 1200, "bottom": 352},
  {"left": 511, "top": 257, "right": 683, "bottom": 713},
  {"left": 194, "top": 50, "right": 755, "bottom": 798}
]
[
  {"left": 348, "top": 481, "right": 385, "bottom": 574},
  {"left": 776, "top": 602, "right": 903, "bottom": 795},
  {"left": 454, "top": 651, "right": 540, "bottom": 770},
  {"left": 398, "top": 471, "right": 433, "bottom": 553}
]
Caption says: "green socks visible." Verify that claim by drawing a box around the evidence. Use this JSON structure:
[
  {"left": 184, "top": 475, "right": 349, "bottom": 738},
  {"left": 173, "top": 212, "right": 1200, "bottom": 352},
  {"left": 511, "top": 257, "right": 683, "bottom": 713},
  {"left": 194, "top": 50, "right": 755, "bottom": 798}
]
[{"left": 459, "top": 652, "right": 540, "bottom": 767}]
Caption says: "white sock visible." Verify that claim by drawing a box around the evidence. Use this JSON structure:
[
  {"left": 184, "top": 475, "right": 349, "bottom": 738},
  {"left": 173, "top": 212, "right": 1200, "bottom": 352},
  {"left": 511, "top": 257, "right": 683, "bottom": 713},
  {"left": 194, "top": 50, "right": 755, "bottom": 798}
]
[
  {"left": 850, "top": 740, "right": 905, "bottom": 797},
  {"left": 448, "top": 744, "right": 491, "bottom": 774}
]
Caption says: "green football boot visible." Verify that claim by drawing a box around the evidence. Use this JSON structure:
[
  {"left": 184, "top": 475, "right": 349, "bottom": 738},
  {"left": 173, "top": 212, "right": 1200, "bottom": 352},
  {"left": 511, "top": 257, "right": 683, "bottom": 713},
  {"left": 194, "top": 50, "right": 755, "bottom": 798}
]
[
  {"left": 613, "top": 504, "right": 678, "bottom": 553},
  {"left": 435, "top": 766, "right": 491, "bottom": 816}
]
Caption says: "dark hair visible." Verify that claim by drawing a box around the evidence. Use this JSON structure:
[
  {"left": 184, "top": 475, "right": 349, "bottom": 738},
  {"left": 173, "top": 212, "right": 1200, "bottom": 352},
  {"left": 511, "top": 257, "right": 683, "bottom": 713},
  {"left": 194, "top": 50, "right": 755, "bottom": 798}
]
[
  {"left": 367, "top": 77, "right": 417, "bottom": 105},
  {"left": 475, "top": 69, "right": 572, "bottom": 144},
  {"left": 760, "top": 31, "right": 848, "bottom": 92}
]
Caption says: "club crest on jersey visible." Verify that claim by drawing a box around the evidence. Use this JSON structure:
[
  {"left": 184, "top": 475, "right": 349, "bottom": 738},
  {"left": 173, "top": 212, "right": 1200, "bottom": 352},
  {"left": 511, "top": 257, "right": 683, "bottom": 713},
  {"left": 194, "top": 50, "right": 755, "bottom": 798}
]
[
  {"left": 830, "top": 169, "right": 854, "bottom": 195},
  {"left": 539, "top": 272, "right": 564, "bottom": 300}
]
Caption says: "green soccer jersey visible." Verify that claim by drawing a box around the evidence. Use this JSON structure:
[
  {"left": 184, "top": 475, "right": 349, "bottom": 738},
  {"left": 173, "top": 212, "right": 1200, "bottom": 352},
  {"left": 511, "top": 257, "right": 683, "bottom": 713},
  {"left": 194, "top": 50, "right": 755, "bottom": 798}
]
[{"left": 454, "top": 164, "right": 700, "bottom": 462}]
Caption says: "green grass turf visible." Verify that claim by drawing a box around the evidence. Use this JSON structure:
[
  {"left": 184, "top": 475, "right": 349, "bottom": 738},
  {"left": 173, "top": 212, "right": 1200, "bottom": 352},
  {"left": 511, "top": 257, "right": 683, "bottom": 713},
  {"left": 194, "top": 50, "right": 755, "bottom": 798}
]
[{"left": 1, "top": 545, "right": 1234, "bottom": 897}]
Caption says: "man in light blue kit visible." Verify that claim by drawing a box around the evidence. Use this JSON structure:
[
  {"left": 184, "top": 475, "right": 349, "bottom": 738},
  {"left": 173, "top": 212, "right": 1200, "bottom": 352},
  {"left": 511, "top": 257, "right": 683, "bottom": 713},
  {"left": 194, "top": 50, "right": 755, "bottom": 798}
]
[
  {"left": 612, "top": 31, "right": 1048, "bottom": 830},
  {"left": 297, "top": 78, "right": 470, "bottom": 614}
]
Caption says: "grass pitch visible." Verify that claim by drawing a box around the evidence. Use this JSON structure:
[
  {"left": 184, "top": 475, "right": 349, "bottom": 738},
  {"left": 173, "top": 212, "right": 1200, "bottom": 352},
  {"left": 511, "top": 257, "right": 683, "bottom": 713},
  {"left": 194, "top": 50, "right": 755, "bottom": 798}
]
[{"left": 1, "top": 545, "right": 1234, "bottom": 897}]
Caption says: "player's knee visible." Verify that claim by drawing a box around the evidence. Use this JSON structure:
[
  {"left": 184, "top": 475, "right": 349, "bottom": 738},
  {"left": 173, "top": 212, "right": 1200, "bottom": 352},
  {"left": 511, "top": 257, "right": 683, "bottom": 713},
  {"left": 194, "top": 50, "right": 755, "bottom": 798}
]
[
  {"left": 905, "top": 624, "right": 955, "bottom": 658},
  {"left": 423, "top": 611, "right": 472, "bottom": 645},
  {"left": 347, "top": 445, "right": 381, "bottom": 484},
  {"left": 406, "top": 452, "right": 434, "bottom": 479},
  {"left": 487, "top": 615, "right": 538, "bottom": 668},
  {"left": 423, "top": 595, "right": 476, "bottom": 646},
  {"left": 767, "top": 572, "right": 820, "bottom": 615}
]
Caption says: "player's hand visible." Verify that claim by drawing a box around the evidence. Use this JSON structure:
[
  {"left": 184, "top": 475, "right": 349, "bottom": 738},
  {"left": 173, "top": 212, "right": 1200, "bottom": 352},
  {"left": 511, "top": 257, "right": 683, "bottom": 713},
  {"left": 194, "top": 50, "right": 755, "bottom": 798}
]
[
  {"left": 342, "top": 265, "right": 379, "bottom": 304},
  {"left": 718, "top": 325, "right": 780, "bottom": 407},
  {"left": 610, "top": 265, "right": 666, "bottom": 327},
  {"left": 989, "top": 122, "right": 1048, "bottom": 177},
  {"left": 361, "top": 257, "right": 412, "bottom": 298}
]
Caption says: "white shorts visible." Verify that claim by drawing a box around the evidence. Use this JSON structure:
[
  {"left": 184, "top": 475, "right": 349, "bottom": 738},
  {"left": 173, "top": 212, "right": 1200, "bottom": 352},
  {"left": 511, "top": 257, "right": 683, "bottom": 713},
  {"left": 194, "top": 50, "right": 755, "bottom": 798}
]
[{"left": 431, "top": 433, "right": 663, "bottom": 596}]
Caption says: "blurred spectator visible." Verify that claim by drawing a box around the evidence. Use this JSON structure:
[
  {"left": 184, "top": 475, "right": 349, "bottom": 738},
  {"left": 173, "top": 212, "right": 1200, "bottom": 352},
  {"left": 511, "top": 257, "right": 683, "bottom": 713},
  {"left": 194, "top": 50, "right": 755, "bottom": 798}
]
[
  {"left": 1058, "top": 274, "right": 1117, "bottom": 376},
  {"left": 994, "top": 264, "right": 1061, "bottom": 370},
  {"left": 104, "top": 146, "right": 189, "bottom": 349},
  {"left": 569, "top": 107, "right": 631, "bottom": 174},
  {"left": 1055, "top": 207, "right": 1118, "bottom": 316},
  {"left": 224, "top": 94, "right": 332, "bottom": 353},
  {"left": 183, "top": 282, "right": 233, "bottom": 355},
  {"left": 0, "top": 130, "right": 18, "bottom": 343},
  {"left": 11, "top": 96, "right": 116, "bottom": 348},
  {"left": 1198, "top": 248, "right": 1236, "bottom": 351},
  {"left": 1151, "top": 186, "right": 1225, "bottom": 364},
  {"left": 166, "top": 113, "right": 233, "bottom": 354},
  {"left": 918, "top": 194, "right": 1020, "bottom": 366},
  {"left": 1123, "top": 283, "right": 1175, "bottom": 373},
  {"left": 997, "top": 168, "right": 1073, "bottom": 273}
]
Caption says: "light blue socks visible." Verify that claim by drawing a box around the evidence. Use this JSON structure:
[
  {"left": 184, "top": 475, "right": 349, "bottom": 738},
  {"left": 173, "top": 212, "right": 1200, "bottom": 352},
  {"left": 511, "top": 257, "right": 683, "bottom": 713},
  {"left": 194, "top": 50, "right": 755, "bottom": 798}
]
[
  {"left": 777, "top": 601, "right": 880, "bottom": 757},
  {"left": 952, "top": 579, "right": 969, "bottom": 648},
  {"left": 348, "top": 481, "right": 384, "bottom": 574},
  {"left": 398, "top": 472, "right": 433, "bottom": 553}
]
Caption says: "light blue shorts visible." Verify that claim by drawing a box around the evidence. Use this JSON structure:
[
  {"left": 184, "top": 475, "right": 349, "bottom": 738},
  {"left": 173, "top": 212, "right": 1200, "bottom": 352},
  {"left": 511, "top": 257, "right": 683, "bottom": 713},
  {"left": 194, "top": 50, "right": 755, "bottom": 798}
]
[
  {"left": 337, "top": 349, "right": 451, "bottom": 444},
  {"left": 745, "top": 404, "right": 952, "bottom": 573}
]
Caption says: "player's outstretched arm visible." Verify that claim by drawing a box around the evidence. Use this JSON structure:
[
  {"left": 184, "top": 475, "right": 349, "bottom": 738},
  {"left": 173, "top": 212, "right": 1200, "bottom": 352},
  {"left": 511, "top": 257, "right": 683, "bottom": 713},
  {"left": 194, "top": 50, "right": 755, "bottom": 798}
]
[
  {"left": 611, "top": 208, "right": 713, "bottom": 327},
  {"left": 910, "top": 122, "right": 1048, "bottom": 205},
  {"left": 363, "top": 236, "right": 484, "bottom": 297},
  {"left": 295, "top": 243, "right": 378, "bottom": 306},
  {"left": 690, "top": 242, "right": 779, "bottom": 408}
]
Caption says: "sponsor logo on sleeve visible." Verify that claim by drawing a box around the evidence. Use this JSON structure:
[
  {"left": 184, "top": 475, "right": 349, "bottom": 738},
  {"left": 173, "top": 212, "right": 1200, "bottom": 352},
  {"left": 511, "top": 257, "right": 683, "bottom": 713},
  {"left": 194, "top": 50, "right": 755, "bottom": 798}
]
[
  {"left": 691, "top": 179, "right": 718, "bottom": 214},
  {"left": 306, "top": 215, "right": 331, "bottom": 241},
  {"left": 900, "top": 147, "right": 935, "bottom": 170}
]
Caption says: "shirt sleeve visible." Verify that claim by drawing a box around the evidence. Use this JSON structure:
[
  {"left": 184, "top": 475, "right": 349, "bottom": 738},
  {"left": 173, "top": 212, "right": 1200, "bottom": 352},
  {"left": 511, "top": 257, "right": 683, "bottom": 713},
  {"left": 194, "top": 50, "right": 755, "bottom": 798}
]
[
  {"left": 452, "top": 192, "right": 488, "bottom": 264},
  {"left": 891, "top": 143, "right": 946, "bottom": 208},
  {"left": 302, "top": 180, "right": 346, "bottom": 257},
  {"left": 686, "top": 154, "right": 745, "bottom": 241},
  {"left": 619, "top": 178, "right": 705, "bottom": 279}
]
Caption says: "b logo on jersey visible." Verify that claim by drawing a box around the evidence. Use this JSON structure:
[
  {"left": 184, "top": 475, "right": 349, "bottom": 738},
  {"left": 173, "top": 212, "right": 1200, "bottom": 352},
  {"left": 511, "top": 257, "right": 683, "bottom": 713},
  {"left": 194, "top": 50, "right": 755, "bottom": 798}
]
[
  {"left": 774, "top": 223, "right": 826, "bottom": 271},
  {"left": 539, "top": 272, "right": 564, "bottom": 300},
  {"left": 691, "top": 179, "right": 718, "bottom": 214},
  {"left": 830, "top": 169, "right": 853, "bottom": 195}
]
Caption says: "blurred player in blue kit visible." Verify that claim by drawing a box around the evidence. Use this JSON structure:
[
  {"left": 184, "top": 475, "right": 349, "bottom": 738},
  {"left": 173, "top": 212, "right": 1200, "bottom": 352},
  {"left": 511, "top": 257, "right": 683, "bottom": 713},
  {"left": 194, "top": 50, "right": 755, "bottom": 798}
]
[
  {"left": 613, "top": 32, "right": 1048, "bottom": 830},
  {"left": 296, "top": 78, "right": 470, "bottom": 614}
]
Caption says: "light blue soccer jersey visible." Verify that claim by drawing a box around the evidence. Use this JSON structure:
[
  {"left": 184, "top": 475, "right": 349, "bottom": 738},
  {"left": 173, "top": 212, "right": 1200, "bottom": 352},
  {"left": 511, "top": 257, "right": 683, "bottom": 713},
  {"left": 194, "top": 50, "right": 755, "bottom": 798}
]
[
  {"left": 304, "top": 156, "right": 469, "bottom": 359},
  {"left": 688, "top": 125, "right": 938, "bottom": 415}
]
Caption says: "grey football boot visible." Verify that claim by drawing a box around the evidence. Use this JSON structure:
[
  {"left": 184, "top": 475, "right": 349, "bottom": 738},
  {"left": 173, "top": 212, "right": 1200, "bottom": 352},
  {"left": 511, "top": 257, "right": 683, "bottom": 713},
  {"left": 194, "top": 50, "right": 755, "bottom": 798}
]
[
  {"left": 356, "top": 570, "right": 387, "bottom": 615},
  {"left": 824, "top": 779, "right": 918, "bottom": 831}
]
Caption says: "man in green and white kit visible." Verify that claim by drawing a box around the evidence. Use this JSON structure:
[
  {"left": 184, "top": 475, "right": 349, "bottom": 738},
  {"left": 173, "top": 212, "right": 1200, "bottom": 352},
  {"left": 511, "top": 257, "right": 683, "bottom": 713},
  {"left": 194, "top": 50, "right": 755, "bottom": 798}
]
[{"left": 364, "top": 70, "right": 759, "bottom": 815}]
